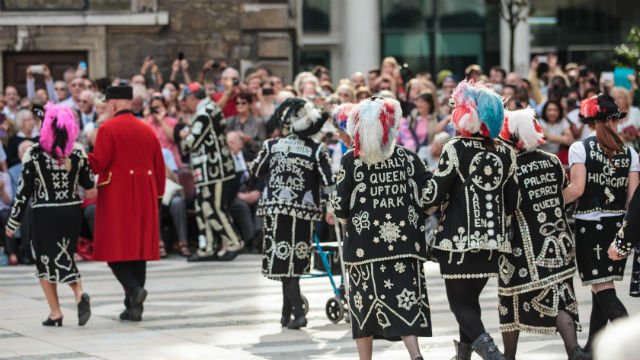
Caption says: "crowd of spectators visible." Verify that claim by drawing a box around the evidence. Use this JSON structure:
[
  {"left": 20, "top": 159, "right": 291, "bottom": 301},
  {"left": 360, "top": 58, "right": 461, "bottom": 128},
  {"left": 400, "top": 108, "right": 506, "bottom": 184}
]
[{"left": 1, "top": 52, "right": 639, "bottom": 264}]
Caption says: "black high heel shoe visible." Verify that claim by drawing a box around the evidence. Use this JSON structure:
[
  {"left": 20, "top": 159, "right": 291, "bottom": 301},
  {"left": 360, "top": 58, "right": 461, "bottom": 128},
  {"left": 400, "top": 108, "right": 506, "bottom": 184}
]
[
  {"left": 78, "top": 293, "right": 91, "bottom": 326},
  {"left": 42, "top": 317, "right": 63, "bottom": 327}
]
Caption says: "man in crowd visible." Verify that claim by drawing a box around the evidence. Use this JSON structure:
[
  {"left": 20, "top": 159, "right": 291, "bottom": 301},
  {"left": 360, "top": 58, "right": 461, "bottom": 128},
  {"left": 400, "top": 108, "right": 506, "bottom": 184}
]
[
  {"left": 2, "top": 86, "right": 20, "bottom": 121},
  {"left": 180, "top": 82, "right": 243, "bottom": 261},
  {"left": 78, "top": 90, "right": 96, "bottom": 129},
  {"left": 212, "top": 67, "right": 241, "bottom": 117},
  {"left": 89, "top": 85, "right": 166, "bottom": 322},
  {"left": 60, "top": 76, "right": 86, "bottom": 110}
]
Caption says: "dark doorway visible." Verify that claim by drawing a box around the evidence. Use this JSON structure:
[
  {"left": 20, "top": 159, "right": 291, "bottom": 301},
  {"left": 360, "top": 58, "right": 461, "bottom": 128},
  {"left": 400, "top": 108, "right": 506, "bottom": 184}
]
[{"left": 3, "top": 51, "right": 88, "bottom": 96}]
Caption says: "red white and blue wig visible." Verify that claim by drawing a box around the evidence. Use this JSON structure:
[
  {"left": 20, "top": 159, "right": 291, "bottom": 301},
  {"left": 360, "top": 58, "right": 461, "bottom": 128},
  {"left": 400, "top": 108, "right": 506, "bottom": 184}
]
[
  {"left": 451, "top": 80, "right": 504, "bottom": 139},
  {"left": 347, "top": 96, "right": 402, "bottom": 164}
]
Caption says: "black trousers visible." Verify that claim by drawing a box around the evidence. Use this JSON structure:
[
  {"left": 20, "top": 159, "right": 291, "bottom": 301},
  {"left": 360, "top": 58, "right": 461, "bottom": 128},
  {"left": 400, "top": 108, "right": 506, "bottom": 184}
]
[{"left": 108, "top": 260, "right": 147, "bottom": 304}]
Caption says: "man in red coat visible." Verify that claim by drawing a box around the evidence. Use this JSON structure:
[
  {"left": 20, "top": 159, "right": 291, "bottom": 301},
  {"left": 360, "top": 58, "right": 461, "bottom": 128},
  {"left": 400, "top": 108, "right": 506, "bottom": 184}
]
[{"left": 89, "top": 85, "right": 165, "bottom": 321}]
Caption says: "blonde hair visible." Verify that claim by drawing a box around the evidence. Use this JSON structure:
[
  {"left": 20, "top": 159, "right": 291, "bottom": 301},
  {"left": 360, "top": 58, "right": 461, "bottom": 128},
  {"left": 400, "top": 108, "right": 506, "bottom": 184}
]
[
  {"left": 335, "top": 84, "right": 356, "bottom": 102},
  {"left": 15, "top": 108, "right": 33, "bottom": 131},
  {"left": 612, "top": 87, "right": 632, "bottom": 110}
]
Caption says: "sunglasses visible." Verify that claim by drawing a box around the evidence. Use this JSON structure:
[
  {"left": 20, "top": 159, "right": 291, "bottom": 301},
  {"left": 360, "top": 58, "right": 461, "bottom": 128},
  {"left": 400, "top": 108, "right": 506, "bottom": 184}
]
[
  {"left": 236, "top": 101, "right": 248, "bottom": 105},
  {"left": 55, "top": 87, "right": 67, "bottom": 91}
]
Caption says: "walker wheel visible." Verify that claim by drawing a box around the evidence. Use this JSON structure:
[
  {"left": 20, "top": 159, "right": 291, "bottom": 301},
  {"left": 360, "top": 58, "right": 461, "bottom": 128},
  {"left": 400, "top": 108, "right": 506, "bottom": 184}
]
[
  {"left": 325, "top": 297, "right": 344, "bottom": 324},
  {"left": 302, "top": 295, "right": 309, "bottom": 315}
]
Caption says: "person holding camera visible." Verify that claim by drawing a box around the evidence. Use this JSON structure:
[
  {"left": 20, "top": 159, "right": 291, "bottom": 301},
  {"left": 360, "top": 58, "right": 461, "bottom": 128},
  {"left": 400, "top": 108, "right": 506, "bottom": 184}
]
[
  {"left": 145, "top": 93, "right": 181, "bottom": 168},
  {"left": 212, "top": 67, "right": 242, "bottom": 117},
  {"left": 26, "top": 65, "right": 56, "bottom": 103},
  {"left": 226, "top": 92, "right": 266, "bottom": 157}
]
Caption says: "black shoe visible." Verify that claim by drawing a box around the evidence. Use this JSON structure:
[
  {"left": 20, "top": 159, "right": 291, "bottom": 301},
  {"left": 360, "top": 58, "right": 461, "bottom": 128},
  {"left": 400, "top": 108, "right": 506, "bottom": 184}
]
[
  {"left": 216, "top": 251, "right": 238, "bottom": 261},
  {"left": 287, "top": 315, "right": 307, "bottom": 330},
  {"left": 128, "top": 288, "right": 147, "bottom": 321},
  {"left": 569, "top": 346, "right": 592, "bottom": 360},
  {"left": 119, "top": 308, "right": 131, "bottom": 321},
  {"left": 42, "top": 316, "right": 63, "bottom": 327},
  {"left": 471, "top": 333, "right": 505, "bottom": 360},
  {"left": 77, "top": 293, "right": 91, "bottom": 326},
  {"left": 187, "top": 253, "right": 218, "bottom": 262}
]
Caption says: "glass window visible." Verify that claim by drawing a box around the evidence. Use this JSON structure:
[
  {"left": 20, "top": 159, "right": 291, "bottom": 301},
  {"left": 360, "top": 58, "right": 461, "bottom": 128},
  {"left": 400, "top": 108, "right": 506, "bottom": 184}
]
[
  {"left": 435, "top": 33, "right": 483, "bottom": 73},
  {"left": 299, "top": 50, "right": 331, "bottom": 71},
  {"left": 381, "top": 0, "right": 433, "bottom": 30},
  {"left": 303, "top": 0, "right": 330, "bottom": 33},
  {"left": 437, "top": 0, "right": 485, "bottom": 29}
]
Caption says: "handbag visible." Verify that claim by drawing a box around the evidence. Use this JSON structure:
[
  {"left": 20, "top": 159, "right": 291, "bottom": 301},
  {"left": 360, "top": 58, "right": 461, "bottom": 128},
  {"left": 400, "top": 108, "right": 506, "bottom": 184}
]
[
  {"left": 162, "top": 178, "right": 184, "bottom": 206},
  {"left": 425, "top": 152, "right": 491, "bottom": 262}
]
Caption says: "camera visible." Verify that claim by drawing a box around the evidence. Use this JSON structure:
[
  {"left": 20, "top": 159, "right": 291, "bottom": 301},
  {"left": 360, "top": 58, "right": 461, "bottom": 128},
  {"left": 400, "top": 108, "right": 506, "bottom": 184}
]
[
  {"left": 232, "top": 78, "right": 240, "bottom": 86},
  {"left": 178, "top": 52, "right": 184, "bottom": 61},
  {"left": 150, "top": 106, "right": 159, "bottom": 115},
  {"left": 262, "top": 87, "right": 275, "bottom": 96},
  {"left": 31, "top": 65, "right": 44, "bottom": 74}
]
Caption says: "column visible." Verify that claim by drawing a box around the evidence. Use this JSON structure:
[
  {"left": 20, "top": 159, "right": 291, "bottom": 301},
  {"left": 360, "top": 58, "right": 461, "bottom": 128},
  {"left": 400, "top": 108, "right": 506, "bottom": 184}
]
[
  {"left": 500, "top": 6, "right": 530, "bottom": 76},
  {"left": 342, "top": 0, "right": 380, "bottom": 78}
]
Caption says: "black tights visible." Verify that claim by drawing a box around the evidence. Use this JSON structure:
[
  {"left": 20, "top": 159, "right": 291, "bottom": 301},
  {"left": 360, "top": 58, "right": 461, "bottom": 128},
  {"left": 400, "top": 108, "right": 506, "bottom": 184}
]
[
  {"left": 502, "top": 310, "right": 578, "bottom": 358},
  {"left": 282, "top": 277, "right": 304, "bottom": 318},
  {"left": 445, "top": 278, "right": 489, "bottom": 344},
  {"left": 584, "top": 288, "right": 628, "bottom": 351},
  {"left": 108, "top": 261, "right": 147, "bottom": 307}
]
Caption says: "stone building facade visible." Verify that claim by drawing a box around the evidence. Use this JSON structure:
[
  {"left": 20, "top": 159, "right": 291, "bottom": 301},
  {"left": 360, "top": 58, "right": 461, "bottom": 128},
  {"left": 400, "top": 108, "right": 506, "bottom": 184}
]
[{"left": 0, "top": 0, "right": 296, "bottom": 93}]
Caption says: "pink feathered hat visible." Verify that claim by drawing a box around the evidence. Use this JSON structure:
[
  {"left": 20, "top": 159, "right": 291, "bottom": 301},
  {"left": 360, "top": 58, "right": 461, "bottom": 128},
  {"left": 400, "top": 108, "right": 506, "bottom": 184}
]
[{"left": 39, "top": 103, "right": 80, "bottom": 158}]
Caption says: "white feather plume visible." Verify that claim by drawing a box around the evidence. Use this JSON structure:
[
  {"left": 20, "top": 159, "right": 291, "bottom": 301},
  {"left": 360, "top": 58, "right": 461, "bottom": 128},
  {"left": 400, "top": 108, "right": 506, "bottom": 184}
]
[{"left": 506, "top": 107, "right": 543, "bottom": 150}]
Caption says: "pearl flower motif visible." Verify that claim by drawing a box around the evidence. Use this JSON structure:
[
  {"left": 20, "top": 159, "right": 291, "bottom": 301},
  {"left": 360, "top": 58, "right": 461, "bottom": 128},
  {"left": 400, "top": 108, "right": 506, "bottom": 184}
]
[
  {"left": 394, "top": 262, "right": 406, "bottom": 273},
  {"left": 519, "top": 268, "right": 528, "bottom": 277},
  {"left": 356, "top": 248, "right": 365, "bottom": 258}
]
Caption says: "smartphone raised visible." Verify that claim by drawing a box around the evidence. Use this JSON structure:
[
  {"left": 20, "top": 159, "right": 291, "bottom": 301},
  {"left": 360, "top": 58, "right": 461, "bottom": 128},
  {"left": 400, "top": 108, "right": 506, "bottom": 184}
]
[
  {"left": 178, "top": 52, "right": 184, "bottom": 61},
  {"left": 31, "top": 65, "right": 44, "bottom": 74},
  {"left": 79, "top": 61, "right": 87, "bottom": 70}
]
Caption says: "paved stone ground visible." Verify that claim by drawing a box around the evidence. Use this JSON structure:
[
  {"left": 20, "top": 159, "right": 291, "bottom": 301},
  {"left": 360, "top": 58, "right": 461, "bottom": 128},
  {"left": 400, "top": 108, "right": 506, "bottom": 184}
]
[{"left": 0, "top": 255, "right": 637, "bottom": 359}]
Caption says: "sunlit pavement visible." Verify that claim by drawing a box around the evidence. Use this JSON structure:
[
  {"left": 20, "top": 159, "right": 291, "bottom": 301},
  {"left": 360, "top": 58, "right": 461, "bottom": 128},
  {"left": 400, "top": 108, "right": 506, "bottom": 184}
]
[{"left": 1, "top": 255, "right": 637, "bottom": 359}]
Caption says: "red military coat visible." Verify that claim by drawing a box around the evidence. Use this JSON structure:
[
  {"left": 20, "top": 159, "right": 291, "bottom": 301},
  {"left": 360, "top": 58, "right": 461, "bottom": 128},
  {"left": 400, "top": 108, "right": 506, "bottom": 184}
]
[{"left": 89, "top": 110, "right": 166, "bottom": 262}]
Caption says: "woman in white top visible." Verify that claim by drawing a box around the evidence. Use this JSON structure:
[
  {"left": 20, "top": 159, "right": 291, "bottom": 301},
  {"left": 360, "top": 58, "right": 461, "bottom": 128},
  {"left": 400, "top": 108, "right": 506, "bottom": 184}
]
[
  {"left": 538, "top": 100, "right": 574, "bottom": 160},
  {"left": 564, "top": 94, "right": 639, "bottom": 353}
]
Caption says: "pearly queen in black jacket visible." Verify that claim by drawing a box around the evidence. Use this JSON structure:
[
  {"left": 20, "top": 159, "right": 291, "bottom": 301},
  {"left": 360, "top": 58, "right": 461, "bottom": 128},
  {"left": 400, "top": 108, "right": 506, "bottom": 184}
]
[
  {"left": 422, "top": 136, "right": 519, "bottom": 257},
  {"left": 251, "top": 134, "right": 333, "bottom": 221},
  {"left": 332, "top": 146, "right": 429, "bottom": 264}
]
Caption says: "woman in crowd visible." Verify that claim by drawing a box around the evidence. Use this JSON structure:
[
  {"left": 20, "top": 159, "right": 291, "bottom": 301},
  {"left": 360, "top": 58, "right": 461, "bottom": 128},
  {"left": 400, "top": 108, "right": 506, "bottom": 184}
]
[
  {"left": 332, "top": 96, "right": 432, "bottom": 360},
  {"left": 612, "top": 87, "right": 640, "bottom": 147},
  {"left": 5, "top": 104, "right": 94, "bottom": 326},
  {"left": 226, "top": 92, "right": 267, "bottom": 157},
  {"left": 7, "top": 108, "right": 39, "bottom": 167},
  {"left": 538, "top": 100, "right": 574, "bottom": 162},
  {"left": 250, "top": 98, "right": 333, "bottom": 330},
  {"left": 356, "top": 86, "right": 372, "bottom": 102},
  {"left": 397, "top": 91, "right": 448, "bottom": 154},
  {"left": 335, "top": 83, "right": 356, "bottom": 104},
  {"left": 564, "top": 94, "right": 639, "bottom": 352},
  {"left": 498, "top": 108, "right": 590, "bottom": 360},
  {"left": 161, "top": 81, "right": 180, "bottom": 118},
  {"left": 256, "top": 79, "right": 277, "bottom": 120},
  {"left": 145, "top": 94, "right": 181, "bottom": 168},
  {"left": 421, "top": 80, "right": 519, "bottom": 360},
  {"left": 379, "top": 57, "right": 405, "bottom": 99}
]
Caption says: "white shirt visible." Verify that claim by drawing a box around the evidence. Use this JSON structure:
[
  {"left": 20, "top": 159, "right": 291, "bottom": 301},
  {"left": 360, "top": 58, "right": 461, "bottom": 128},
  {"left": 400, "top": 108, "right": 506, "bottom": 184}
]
[
  {"left": 568, "top": 131, "right": 640, "bottom": 221},
  {"left": 539, "top": 118, "right": 570, "bottom": 154},
  {"left": 2, "top": 106, "right": 17, "bottom": 121}
]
